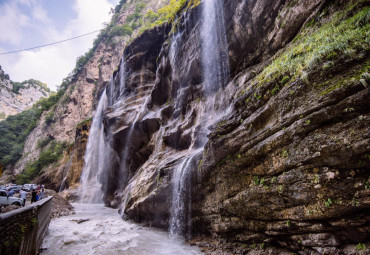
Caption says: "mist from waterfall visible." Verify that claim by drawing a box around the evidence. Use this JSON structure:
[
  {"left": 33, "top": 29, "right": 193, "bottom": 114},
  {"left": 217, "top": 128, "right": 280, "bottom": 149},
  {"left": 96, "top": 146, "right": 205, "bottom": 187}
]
[
  {"left": 79, "top": 89, "right": 108, "bottom": 203},
  {"left": 169, "top": 0, "right": 230, "bottom": 238}
]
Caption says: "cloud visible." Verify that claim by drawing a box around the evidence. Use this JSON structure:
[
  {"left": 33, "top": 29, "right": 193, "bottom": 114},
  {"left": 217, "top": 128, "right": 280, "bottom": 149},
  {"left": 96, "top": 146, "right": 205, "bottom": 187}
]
[
  {"left": 31, "top": 2, "right": 51, "bottom": 23},
  {"left": 0, "top": 0, "right": 116, "bottom": 91},
  {"left": 0, "top": 1, "right": 31, "bottom": 45}
]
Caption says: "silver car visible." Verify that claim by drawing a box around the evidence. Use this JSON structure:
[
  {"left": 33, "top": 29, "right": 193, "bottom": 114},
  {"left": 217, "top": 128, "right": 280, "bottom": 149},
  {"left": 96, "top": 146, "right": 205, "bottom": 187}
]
[{"left": 0, "top": 189, "right": 24, "bottom": 207}]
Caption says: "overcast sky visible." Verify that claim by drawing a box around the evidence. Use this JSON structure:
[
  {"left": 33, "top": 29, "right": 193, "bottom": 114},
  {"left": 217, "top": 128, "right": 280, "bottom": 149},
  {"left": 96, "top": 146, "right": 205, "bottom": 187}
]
[{"left": 0, "top": 0, "right": 119, "bottom": 91}]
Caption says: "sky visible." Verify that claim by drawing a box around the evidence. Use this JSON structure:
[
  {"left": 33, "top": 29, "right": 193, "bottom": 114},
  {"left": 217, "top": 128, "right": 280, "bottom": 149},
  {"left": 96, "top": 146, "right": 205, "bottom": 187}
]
[{"left": 0, "top": 0, "right": 119, "bottom": 91}]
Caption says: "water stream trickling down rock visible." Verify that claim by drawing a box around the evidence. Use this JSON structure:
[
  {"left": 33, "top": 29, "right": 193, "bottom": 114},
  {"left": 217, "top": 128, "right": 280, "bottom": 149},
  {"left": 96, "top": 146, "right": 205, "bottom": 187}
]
[{"left": 60, "top": 0, "right": 370, "bottom": 253}]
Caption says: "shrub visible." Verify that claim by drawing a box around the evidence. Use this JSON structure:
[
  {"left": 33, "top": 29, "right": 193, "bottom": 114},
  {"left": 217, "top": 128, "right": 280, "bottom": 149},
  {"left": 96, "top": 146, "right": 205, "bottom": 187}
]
[
  {"left": 0, "top": 85, "right": 65, "bottom": 168},
  {"left": 21, "top": 79, "right": 50, "bottom": 92},
  {"left": 0, "top": 107, "right": 43, "bottom": 166},
  {"left": 114, "top": 0, "right": 127, "bottom": 14},
  {"left": 109, "top": 25, "right": 133, "bottom": 37},
  {"left": 324, "top": 198, "right": 333, "bottom": 207},
  {"left": 131, "top": 22, "right": 139, "bottom": 30},
  {"left": 281, "top": 149, "right": 289, "bottom": 158},
  {"left": 45, "top": 112, "right": 54, "bottom": 126},
  {"left": 11, "top": 82, "right": 26, "bottom": 94},
  {"left": 16, "top": 141, "right": 68, "bottom": 184},
  {"left": 280, "top": 76, "right": 290, "bottom": 85},
  {"left": 37, "top": 137, "right": 53, "bottom": 148},
  {"left": 127, "top": 12, "right": 140, "bottom": 22},
  {"left": 356, "top": 243, "right": 366, "bottom": 251},
  {"left": 140, "top": 0, "right": 189, "bottom": 33}
]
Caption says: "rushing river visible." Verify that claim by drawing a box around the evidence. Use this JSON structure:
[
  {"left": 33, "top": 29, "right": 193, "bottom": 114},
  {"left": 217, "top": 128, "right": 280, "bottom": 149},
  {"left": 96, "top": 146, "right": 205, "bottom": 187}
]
[{"left": 41, "top": 203, "right": 203, "bottom": 255}]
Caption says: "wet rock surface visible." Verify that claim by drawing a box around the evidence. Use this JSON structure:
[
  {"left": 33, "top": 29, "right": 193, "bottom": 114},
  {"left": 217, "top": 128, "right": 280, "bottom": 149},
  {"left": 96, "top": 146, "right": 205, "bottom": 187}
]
[
  {"left": 19, "top": 0, "right": 367, "bottom": 253},
  {"left": 92, "top": 0, "right": 370, "bottom": 254}
]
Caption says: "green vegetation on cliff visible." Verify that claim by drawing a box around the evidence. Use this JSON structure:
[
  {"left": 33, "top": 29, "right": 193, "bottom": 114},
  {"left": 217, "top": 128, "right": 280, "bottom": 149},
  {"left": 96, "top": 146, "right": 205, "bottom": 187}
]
[
  {"left": 11, "top": 79, "right": 50, "bottom": 94},
  {"left": 256, "top": 5, "right": 370, "bottom": 88},
  {"left": 139, "top": 0, "right": 187, "bottom": 33},
  {"left": 16, "top": 141, "right": 69, "bottom": 184},
  {"left": 0, "top": 79, "right": 68, "bottom": 168},
  {"left": 0, "top": 108, "right": 42, "bottom": 167},
  {"left": 73, "top": 0, "right": 200, "bottom": 77}
]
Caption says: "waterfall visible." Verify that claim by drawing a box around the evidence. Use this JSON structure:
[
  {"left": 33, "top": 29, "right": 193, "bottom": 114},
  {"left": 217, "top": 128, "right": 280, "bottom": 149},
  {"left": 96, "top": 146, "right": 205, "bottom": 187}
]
[
  {"left": 169, "top": 152, "right": 199, "bottom": 238},
  {"left": 119, "top": 56, "right": 126, "bottom": 97},
  {"left": 117, "top": 54, "right": 150, "bottom": 188},
  {"left": 201, "top": 0, "right": 230, "bottom": 94},
  {"left": 108, "top": 77, "right": 115, "bottom": 106},
  {"left": 79, "top": 89, "right": 108, "bottom": 203},
  {"left": 169, "top": 0, "right": 230, "bottom": 238},
  {"left": 119, "top": 96, "right": 149, "bottom": 187},
  {"left": 59, "top": 147, "right": 76, "bottom": 193}
]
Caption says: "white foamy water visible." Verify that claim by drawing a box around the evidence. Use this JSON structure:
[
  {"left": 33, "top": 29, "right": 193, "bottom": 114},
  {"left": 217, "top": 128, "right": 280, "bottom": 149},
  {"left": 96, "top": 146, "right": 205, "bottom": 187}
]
[{"left": 41, "top": 203, "right": 202, "bottom": 255}]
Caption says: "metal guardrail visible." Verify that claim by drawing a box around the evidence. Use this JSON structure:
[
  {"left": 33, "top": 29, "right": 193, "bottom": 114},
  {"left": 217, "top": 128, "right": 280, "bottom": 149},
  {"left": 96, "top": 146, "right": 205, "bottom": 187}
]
[{"left": 0, "top": 196, "right": 53, "bottom": 255}]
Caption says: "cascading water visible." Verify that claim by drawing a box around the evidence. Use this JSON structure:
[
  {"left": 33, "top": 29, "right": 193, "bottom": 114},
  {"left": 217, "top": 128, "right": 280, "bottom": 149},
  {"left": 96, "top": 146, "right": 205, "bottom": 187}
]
[
  {"left": 59, "top": 147, "right": 76, "bottom": 193},
  {"left": 79, "top": 89, "right": 108, "bottom": 203},
  {"left": 169, "top": 152, "right": 199, "bottom": 238},
  {"left": 119, "top": 96, "right": 149, "bottom": 187},
  {"left": 116, "top": 55, "right": 150, "bottom": 189},
  {"left": 201, "top": 0, "right": 229, "bottom": 94},
  {"left": 79, "top": 52, "right": 150, "bottom": 206},
  {"left": 108, "top": 77, "right": 115, "bottom": 106},
  {"left": 119, "top": 56, "right": 126, "bottom": 97},
  {"left": 169, "top": 0, "right": 231, "bottom": 237}
]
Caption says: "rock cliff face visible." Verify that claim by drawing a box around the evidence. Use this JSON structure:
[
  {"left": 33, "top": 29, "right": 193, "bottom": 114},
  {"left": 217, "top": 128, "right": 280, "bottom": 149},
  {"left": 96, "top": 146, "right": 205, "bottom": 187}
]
[
  {"left": 0, "top": 66, "right": 50, "bottom": 120},
  {"left": 82, "top": 0, "right": 370, "bottom": 253},
  {"left": 7, "top": 0, "right": 368, "bottom": 253},
  {"left": 13, "top": 0, "right": 172, "bottom": 187}
]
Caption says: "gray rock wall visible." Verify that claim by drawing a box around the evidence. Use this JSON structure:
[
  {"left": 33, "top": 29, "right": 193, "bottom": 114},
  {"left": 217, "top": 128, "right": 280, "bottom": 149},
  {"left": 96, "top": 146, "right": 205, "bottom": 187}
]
[{"left": 97, "top": 0, "right": 370, "bottom": 253}]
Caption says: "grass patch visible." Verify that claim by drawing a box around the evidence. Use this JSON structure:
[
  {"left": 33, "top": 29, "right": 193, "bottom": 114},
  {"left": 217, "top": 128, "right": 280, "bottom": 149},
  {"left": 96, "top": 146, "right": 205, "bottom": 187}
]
[
  {"left": 315, "top": 59, "right": 370, "bottom": 95},
  {"left": 255, "top": 5, "right": 370, "bottom": 87},
  {"left": 77, "top": 117, "right": 92, "bottom": 127}
]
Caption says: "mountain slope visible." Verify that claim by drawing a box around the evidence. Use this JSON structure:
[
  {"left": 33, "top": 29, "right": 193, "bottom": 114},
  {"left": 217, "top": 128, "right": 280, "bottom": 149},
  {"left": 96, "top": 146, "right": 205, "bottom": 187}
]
[{"left": 0, "top": 65, "right": 50, "bottom": 120}]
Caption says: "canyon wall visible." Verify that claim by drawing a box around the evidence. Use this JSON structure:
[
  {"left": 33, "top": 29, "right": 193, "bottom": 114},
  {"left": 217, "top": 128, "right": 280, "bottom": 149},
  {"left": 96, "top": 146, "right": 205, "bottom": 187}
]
[
  {"left": 89, "top": 0, "right": 370, "bottom": 253},
  {"left": 11, "top": 0, "right": 172, "bottom": 189},
  {"left": 6, "top": 0, "right": 369, "bottom": 253}
]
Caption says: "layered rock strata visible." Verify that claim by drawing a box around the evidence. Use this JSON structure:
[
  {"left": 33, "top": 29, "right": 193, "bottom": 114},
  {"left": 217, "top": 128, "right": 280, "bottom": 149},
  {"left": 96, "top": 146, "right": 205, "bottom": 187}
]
[{"left": 91, "top": 0, "right": 370, "bottom": 253}]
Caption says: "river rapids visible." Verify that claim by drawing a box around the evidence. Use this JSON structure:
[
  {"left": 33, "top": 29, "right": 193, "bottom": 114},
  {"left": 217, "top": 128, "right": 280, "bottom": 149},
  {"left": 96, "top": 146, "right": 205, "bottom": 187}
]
[{"left": 41, "top": 203, "right": 203, "bottom": 255}]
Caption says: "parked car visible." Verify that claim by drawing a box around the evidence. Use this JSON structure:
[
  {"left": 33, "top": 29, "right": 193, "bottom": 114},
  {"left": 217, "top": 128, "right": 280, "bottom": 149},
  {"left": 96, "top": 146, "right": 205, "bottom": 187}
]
[
  {"left": 0, "top": 189, "right": 24, "bottom": 207},
  {"left": 7, "top": 186, "right": 21, "bottom": 193},
  {"left": 23, "top": 184, "right": 37, "bottom": 191}
]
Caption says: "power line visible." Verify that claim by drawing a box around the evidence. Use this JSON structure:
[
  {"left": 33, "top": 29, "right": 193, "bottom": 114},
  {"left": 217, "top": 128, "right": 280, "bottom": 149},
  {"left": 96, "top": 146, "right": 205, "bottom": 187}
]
[{"left": 0, "top": 30, "right": 101, "bottom": 55}]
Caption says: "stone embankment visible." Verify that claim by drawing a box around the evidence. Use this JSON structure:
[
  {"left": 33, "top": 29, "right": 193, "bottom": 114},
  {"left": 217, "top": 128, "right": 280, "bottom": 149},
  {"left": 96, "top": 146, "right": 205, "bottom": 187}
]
[{"left": 0, "top": 197, "right": 53, "bottom": 255}]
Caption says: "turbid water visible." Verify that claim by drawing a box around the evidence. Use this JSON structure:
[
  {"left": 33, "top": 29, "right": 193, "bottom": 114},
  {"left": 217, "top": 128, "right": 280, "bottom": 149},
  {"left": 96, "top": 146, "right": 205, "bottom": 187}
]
[{"left": 41, "top": 203, "right": 202, "bottom": 255}]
